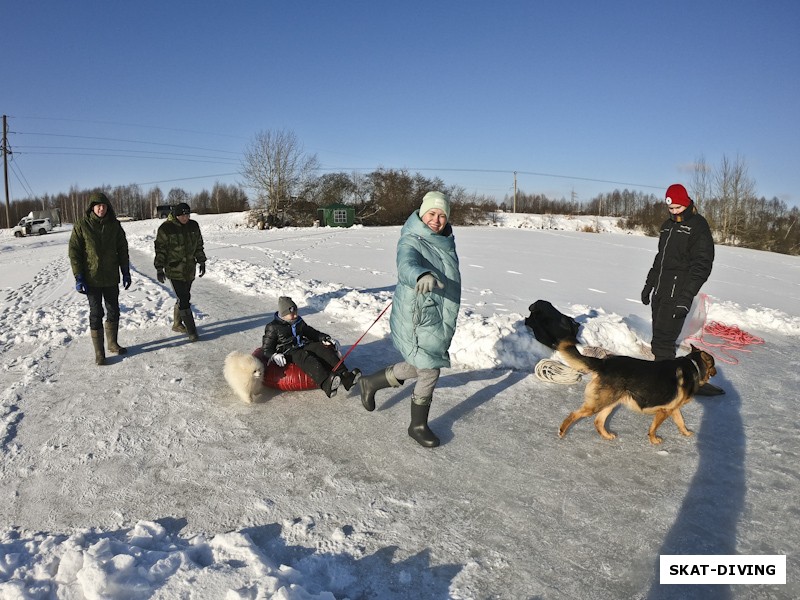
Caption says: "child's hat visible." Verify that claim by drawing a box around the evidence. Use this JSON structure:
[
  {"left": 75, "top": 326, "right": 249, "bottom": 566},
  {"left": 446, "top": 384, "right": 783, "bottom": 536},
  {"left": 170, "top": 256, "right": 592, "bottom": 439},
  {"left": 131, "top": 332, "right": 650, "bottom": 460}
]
[
  {"left": 278, "top": 296, "right": 297, "bottom": 317},
  {"left": 665, "top": 184, "right": 692, "bottom": 207}
]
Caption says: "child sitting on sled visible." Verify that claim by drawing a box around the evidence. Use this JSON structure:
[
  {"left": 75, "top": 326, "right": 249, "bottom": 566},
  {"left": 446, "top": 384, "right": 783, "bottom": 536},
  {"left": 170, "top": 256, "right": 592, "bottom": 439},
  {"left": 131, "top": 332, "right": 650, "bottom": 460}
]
[{"left": 261, "top": 296, "right": 361, "bottom": 398}]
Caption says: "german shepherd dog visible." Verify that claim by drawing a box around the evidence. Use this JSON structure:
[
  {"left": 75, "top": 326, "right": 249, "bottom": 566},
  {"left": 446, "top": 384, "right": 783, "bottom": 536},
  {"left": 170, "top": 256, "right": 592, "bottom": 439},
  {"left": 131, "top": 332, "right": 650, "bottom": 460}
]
[{"left": 556, "top": 337, "right": 717, "bottom": 444}]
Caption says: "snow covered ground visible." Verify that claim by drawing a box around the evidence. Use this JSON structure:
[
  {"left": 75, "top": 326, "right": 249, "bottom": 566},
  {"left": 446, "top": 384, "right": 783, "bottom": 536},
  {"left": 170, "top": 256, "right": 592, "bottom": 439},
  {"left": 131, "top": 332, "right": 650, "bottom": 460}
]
[{"left": 0, "top": 211, "right": 797, "bottom": 599}]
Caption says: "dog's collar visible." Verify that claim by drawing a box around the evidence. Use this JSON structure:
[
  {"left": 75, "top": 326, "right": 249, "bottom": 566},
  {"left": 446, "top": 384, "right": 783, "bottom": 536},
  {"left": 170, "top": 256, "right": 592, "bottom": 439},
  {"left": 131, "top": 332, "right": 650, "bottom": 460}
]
[{"left": 689, "top": 356, "right": 704, "bottom": 380}]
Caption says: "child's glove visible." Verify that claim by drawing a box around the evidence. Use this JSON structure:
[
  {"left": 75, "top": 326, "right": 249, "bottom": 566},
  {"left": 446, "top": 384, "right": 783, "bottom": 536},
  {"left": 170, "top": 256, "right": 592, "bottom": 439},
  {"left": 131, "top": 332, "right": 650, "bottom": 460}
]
[
  {"left": 271, "top": 353, "right": 286, "bottom": 367},
  {"left": 322, "top": 336, "right": 339, "bottom": 350},
  {"left": 156, "top": 269, "right": 166, "bottom": 284},
  {"left": 121, "top": 264, "right": 132, "bottom": 290}
]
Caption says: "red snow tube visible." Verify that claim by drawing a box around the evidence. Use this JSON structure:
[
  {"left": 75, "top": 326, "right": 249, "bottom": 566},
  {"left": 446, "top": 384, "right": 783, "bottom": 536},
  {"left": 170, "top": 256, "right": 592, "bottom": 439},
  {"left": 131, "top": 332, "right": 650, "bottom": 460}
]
[{"left": 251, "top": 348, "right": 317, "bottom": 391}]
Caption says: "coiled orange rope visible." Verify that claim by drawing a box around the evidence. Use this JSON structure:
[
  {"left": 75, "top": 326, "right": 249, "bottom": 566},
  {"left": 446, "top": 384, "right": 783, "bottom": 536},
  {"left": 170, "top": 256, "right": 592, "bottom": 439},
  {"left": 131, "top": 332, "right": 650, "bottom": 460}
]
[{"left": 685, "top": 294, "right": 764, "bottom": 365}]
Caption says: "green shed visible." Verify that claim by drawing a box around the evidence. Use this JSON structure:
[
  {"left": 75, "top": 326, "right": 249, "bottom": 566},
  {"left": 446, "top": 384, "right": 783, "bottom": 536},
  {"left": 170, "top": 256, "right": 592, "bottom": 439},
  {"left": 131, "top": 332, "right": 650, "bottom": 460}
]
[{"left": 317, "top": 203, "right": 356, "bottom": 227}]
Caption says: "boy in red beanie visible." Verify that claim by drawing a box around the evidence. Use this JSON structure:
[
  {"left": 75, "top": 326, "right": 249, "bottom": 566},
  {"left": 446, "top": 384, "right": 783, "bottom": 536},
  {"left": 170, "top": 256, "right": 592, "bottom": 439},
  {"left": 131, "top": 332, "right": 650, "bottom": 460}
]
[{"left": 640, "top": 184, "right": 724, "bottom": 395}]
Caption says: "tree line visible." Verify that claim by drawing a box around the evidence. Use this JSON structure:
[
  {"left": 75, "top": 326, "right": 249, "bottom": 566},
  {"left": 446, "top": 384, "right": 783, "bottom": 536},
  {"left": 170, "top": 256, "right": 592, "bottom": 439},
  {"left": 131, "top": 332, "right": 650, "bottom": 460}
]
[
  {"left": 5, "top": 129, "right": 798, "bottom": 255},
  {"left": 4, "top": 182, "right": 249, "bottom": 228}
]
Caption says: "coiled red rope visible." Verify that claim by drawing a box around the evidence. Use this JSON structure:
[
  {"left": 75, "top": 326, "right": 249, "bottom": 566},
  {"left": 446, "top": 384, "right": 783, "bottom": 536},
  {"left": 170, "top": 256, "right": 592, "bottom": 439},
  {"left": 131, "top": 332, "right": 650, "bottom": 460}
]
[{"left": 684, "top": 294, "right": 764, "bottom": 365}]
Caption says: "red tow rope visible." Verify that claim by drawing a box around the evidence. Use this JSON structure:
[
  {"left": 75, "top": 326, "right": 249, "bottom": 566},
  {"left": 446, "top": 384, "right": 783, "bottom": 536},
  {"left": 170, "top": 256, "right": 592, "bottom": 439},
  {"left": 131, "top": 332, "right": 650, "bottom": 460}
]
[
  {"left": 685, "top": 294, "right": 764, "bottom": 365},
  {"left": 332, "top": 301, "right": 392, "bottom": 372}
]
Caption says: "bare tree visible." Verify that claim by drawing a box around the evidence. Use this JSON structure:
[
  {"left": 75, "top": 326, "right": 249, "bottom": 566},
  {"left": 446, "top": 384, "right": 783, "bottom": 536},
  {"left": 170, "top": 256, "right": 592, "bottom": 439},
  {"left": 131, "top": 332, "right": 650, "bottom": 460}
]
[
  {"left": 690, "top": 154, "right": 712, "bottom": 212},
  {"left": 193, "top": 190, "right": 211, "bottom": 214},
  {"left": 240, "top": 129, "right": 320, "bottom": 216},
  {"left": 111, "top": 184, "right": 143, "bottom": 218},
  {"left": 714, "top": 154, "right": 755, "bottom": 244},
  {"left": 211, "top": 182, "right": 249, "bottom": 213},
  {"left": 351, "top": 170, "right": 372, "bottom": 207},
  {"left": 147, "top": 187, "right": 164, "bottom": 219},
  {"left": 728, "top": 155, "right": 756, "bottom": 244},
  {"left": 166, "top": 187, "right": 191, "bottom": 205},
  {"left": 68, "top": 185, "right": 82, "bottom": 224},
  {"left": 308, "top": 172, "right": 355, "bottom": 206}
]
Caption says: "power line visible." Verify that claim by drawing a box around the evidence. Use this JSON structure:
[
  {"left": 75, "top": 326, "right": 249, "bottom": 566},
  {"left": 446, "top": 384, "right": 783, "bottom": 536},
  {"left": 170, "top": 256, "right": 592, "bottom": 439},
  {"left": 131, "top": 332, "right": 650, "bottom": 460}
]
[
  {"left": 15, "top": 150, "right": 240, "bottom": 165},
  {"left": 132, "top": 172, "right": 242, "bottom": 187},
  {"left": 14, "top": 131, "right": 240, "bottom": 155},
  {"left": 513, "top": 169, "right": 663, "bottom": 190},
  {"left": 13, "top": 132, "right": 663, "bottom": 190},
  {"left": 318, "top": 165, "right": 664, "bottom": 191},
  {"left": 11, "top": 115, "right": 248, "bottom": 140},
  {"left": 15, "top": 145, "right": 241, "bottom": 163},
  {"left": 5, "top": 117, "right": 665, "bottom": 198},
  {"left": 9, "top": 160, "right": 36, "bottom": 199}
]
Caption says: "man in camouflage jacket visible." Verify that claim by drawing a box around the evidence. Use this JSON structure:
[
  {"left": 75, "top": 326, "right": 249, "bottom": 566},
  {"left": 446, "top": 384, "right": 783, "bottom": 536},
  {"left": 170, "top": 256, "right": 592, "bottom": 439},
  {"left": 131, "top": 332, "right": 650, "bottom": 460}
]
[
  {"left": 68, "top": 191, "right": 131, "bottom": 365},
  {"left": 154, "top": 202, "right": 206, "bottom": 341}
]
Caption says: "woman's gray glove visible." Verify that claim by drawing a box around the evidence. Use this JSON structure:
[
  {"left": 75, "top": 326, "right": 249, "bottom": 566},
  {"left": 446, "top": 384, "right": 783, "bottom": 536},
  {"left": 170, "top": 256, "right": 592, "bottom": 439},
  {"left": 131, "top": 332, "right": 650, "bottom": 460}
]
[{"left": 415, "top": 273, "right": 444, "bottom": 294}]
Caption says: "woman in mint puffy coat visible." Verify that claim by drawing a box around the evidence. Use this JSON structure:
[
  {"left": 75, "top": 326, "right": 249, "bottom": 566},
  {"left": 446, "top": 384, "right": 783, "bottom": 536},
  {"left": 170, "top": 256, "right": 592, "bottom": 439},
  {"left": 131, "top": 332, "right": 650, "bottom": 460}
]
[{"left": 359, "top": 191, "right": 461, "bottom": 447}]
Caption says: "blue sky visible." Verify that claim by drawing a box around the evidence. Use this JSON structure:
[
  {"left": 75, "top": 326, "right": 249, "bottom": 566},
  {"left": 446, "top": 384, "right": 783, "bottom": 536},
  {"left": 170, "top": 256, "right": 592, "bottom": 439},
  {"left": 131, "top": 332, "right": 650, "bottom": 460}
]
[{"left": 5, "top": 1, "right": 799, "bottom": 206}]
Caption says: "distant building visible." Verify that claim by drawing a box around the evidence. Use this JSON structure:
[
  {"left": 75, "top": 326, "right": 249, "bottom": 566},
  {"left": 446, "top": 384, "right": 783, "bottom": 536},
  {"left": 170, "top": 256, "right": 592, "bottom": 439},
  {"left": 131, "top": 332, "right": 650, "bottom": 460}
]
[
  {"left": 317, "top": 203, "right": 355, "bottom": 228},
  {"left": 154, "top": 205, "right": 173, "bottom": 219}
]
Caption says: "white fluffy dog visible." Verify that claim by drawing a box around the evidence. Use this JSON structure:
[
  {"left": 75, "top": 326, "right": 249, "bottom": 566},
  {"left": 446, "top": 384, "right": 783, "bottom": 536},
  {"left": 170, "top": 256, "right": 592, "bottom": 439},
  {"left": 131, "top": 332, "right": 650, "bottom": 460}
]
[{"left": 223, "top": 351, "right": 265, "bottom": 403}]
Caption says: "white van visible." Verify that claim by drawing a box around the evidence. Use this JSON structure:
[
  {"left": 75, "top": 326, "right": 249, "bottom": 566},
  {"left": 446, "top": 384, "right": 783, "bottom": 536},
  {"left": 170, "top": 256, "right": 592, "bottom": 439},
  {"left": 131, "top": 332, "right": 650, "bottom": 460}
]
[{"left": 13, "top": 217, "right": 53, "bottom": 237}]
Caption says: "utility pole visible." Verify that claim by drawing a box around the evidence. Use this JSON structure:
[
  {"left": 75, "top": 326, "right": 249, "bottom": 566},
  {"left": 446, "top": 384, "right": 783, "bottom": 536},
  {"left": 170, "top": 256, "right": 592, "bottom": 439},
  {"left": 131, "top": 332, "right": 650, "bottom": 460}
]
[
  {"left": 513, "top": 171, "right": 517, "bottom": 214},
  {"left": 596, "top": 191, "right": 602, "bottom": 231},
  {"left": 2, "top": 115, "right": 10, "bottom": 229}
]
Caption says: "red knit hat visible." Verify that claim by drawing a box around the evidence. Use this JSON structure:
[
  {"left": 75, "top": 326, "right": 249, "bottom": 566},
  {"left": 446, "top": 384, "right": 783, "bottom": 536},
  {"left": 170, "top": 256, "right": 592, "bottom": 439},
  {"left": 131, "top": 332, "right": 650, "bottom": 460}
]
[{"left": 665, "top": 184, "right": 692, "bottom": 207}]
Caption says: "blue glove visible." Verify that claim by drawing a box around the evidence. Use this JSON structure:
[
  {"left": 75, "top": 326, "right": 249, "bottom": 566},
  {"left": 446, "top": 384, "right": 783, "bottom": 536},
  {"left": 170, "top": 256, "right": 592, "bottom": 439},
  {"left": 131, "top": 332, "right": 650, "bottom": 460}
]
[
  {"left": 673, "top": 305, "right": 690, "bottom": 319},
  {"left": 121, "top": 265, "right": 132, "bottom": 290},
  {"left": 198, "top": 263, "right": 206, "bottom": 277},
  {"left": 75, "top": 274, "right": 87, "bottom": 294},
  {"left": 156, "top": 269, "right": 166, "bottom": 284},
  {"left": 415, "top": 273, "right": 444, "bottom": 294}
]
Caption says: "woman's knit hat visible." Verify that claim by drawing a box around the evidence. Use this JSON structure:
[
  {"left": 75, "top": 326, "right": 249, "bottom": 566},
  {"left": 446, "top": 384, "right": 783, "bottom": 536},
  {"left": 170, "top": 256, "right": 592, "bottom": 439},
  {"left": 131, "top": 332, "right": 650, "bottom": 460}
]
[
  {"left": 665, "top": 184, "right": 692, "bottom": 207},
  {"left": 278, "top": 296, "right": 298, "bottom": 317},
  {"left": 419, "top": 191, "right": 451, "bottom": 219}
]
